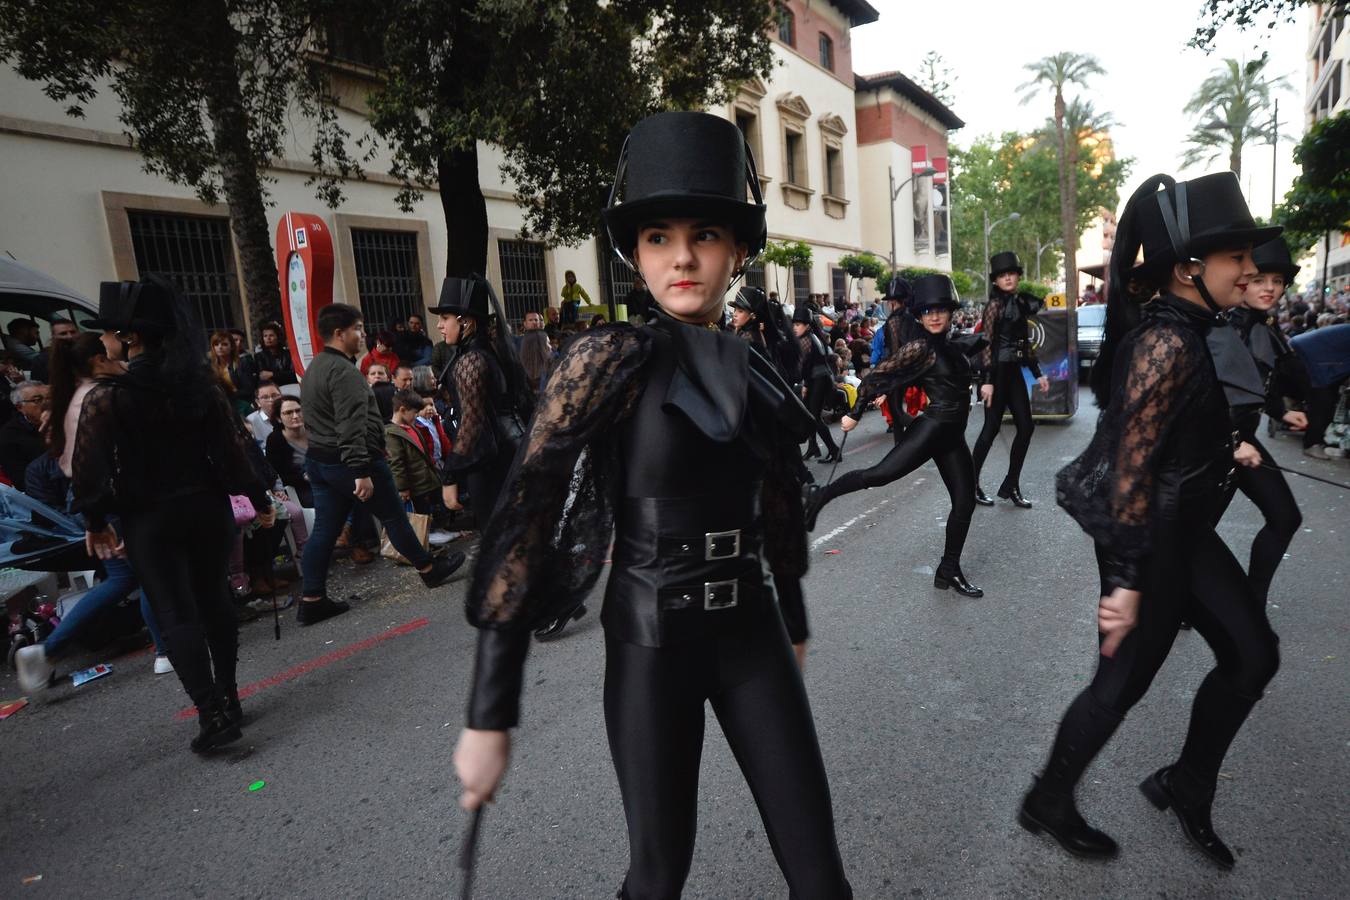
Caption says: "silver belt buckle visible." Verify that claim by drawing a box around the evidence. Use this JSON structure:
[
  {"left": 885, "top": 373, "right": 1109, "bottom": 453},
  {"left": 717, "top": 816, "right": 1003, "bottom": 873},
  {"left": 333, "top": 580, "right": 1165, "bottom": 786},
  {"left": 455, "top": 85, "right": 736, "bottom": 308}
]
[
  {"left": 703, "top": 580, "right": 739, "bottom": 610},
  {"left": 704, "top": 529, "right": 741, "bottom": 561}
]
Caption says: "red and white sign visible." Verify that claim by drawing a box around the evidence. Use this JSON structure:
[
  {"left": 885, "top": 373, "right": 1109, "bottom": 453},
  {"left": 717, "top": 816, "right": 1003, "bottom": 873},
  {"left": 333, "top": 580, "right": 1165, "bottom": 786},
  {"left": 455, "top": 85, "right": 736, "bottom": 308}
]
[{"left": 274, "top": 212, "right": 334, "bottom": 376}]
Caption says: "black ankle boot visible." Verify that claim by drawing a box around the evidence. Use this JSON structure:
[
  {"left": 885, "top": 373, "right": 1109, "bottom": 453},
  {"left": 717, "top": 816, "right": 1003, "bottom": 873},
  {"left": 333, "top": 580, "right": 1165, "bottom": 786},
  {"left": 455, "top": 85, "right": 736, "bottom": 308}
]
[
  {"left": 974, "top": 486, "right": 995, "bottom": 506},
  {"left": 998, "top": 486, "right": 1033, "bottom": 508},
  {"left": 803, "top": 445, "right": 821, "bottom": 460},
  {"left": 297, "top": 595, "right": 350, "bottom": 626},
  {"left": 1140, "top": 765, "right": 1235, "bottom": 869},
  {"left": 803, "top": 484, "right": 825, "bottom": 532},
  {"left": 934, "top": 565, "right": 983, "bottom": 597},
  {"left": 1018, "top": 777, "right": 1118, "bottom": 859},
  {"left": 533, "top": 603, "right": 587, "bottom": 641},
  {"left": 222, "top": 688, "right": 243, "bottom": 727},
  {"left": 191, "top": 701, "right": 243, "bottom": 754},
  {"left": 818, "top": 447, "right": 842, "bottom": 464}
]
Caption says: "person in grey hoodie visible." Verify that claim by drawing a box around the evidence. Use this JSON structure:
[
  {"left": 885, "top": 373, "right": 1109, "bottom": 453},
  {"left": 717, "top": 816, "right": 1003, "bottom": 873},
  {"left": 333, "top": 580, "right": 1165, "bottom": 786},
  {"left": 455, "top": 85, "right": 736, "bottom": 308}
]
[{"left": 297, "top": 303, "right": 463, "bottom": 625}]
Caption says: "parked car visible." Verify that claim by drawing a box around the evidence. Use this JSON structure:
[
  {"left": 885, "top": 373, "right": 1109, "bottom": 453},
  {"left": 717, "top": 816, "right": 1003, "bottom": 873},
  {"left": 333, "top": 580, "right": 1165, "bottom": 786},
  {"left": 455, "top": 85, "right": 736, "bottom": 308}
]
[{"left": 1077, "top": 303, "right": 1105, "bottom": 371}]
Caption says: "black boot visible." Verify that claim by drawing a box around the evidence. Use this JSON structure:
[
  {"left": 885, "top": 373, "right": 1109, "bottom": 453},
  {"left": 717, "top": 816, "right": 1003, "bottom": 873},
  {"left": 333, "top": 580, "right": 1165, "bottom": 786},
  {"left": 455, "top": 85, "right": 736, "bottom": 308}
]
[
  {"left": 1018, "top": 777, "right": 1118, "bottom": 859},
  {"left": 297, "top": 594, "right": 350, "bottom": 627},
  {"left": 1139, "top": 766, "right": 1235, "bottom": 869},
  {"left": 998, "top": 485, "right": 1033, "bottom": 508},
  {"left": 934, "top": 564, "right": 983, "bottom": 597},
  {"left": 222, "top": 687, "right": 244, "bottom": 728},
  {"left": 191, "top": 700, "right": 243, "bottom": 754},
  {"left": 803, "top": 484, "right": 825, "bottom": 532},
  {"left": 533, "top": 604, "right": 587, "bottom": 641},
  {"left": 803, "top": 444, "right": 821, "bottom": 461},
  {"left": 974, "top": 486, "right": 995, "bottom": 507},
  {"left": 818, "top": 447, "right": 843, "bottom": 464},
  {"left": 420, "top": 550, "right": 466, "bottom": 588}
]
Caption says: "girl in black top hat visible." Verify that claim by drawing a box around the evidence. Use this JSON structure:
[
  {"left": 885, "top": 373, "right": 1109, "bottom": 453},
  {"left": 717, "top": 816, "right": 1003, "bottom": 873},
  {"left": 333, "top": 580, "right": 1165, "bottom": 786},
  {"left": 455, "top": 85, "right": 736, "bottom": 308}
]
[
  {"left": 71, "top": 275, "right": 272, "bottom": 754},
  {"left": 794, "top": 304, "right": 843, "bottom": 463},
  {"left": 452, "top": 111, "right": 851, "bottom": 899},
  {"left": 804, "top": 274, "right": 987, "bottom": 597},
  {"left": 1019, "top": 172, "right": 1281, "bottom": 869},
  {"left": 971, "top": 252, "right": 1050, "bottom": 508},
  {"left": 1210, "top": 237, "right": 1304, "bottom": 604}
]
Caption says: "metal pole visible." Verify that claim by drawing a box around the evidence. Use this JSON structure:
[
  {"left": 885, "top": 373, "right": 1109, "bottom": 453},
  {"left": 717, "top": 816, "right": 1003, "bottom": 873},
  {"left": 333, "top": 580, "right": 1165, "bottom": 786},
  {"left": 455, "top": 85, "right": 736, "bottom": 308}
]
[
  {"left": 889, "top": 166, "right": 897, "bottom": 268},
  {"left": 982, "top": 209, "right": 990, "bottom": 298}
]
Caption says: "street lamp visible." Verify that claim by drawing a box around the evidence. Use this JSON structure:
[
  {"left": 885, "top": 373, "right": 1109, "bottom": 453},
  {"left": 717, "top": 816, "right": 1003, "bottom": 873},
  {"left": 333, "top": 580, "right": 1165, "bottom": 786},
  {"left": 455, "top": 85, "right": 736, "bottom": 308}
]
[
  {"left": 982, "top": 210, "right": 1021, "bottom": 293},
  {"left": 1035, "top": 236, "right": 1064, "bottom": 281},
  {"left": 889, "top": 165, "right": 938, "bottom": 267}
]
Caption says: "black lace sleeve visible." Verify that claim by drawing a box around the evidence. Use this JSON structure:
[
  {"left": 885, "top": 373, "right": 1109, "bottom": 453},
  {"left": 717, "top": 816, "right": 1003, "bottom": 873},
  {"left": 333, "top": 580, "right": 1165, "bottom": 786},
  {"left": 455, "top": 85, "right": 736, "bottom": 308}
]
[
  {"left": 464, "top": 326, "right": 650, "bottom": 730},
  {"left": 796, "top": 333, "right": 812, "bottom": 382},
  {"left": 70, "top": 382, "right": 117, "bottom": 531},
  {"left": 443, "top": 350, "right": 494, "bottom": 479},
  {"left": 1056, "top": 322, "right": 1208, "bottom": 591},
  {"left": 979, "top": 296, "right": 1002, "bottom": 381},
  {"left": 850, "top": 339, "right": 935, "bottom": 417}
]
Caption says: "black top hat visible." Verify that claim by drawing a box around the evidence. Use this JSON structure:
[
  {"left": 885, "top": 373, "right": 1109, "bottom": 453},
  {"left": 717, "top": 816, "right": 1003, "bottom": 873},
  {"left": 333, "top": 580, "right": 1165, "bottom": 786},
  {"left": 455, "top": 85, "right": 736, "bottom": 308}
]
[
  {"left": 910, "top": 274, "right": 961, "bottom": 313},
  {"left": 1252, "top": 237, "right": 1300, "bottom": 281},
  {"left": 91, "top": 277, "right": 178, "bottom": 335},
  {"left": 882, "top": 274, "right": 912, "bottom": 303},
  {"left": 603, "top": 112, "right": 767, "bottom": 259},
  {"left": 791, "top": 304, "right": 816, "bottom": 325},
  {"left": 729, "top": 286, "right": 768, "bottom": 319},
  {"left": 429, "top": 275, "right": 491, "bottom": 320},
  {"left": 989, "top": 251, "right": 1024, "bottom": 279},
  {"left": 1130, "top": 172, "right": 1281, "bottom": 278}
]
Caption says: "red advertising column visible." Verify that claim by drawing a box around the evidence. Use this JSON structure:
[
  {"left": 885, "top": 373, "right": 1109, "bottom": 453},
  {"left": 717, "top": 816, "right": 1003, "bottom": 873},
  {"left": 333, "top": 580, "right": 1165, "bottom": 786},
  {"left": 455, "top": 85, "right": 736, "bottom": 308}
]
[{"left": 274, "top": 212, "right": 334, "bottom": 377}]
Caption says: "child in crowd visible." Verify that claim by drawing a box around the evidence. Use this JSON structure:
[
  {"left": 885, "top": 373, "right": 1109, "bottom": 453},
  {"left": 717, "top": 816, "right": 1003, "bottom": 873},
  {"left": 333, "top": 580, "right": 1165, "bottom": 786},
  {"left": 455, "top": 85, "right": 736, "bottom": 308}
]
[{"left": 384, "top": 389, "right": 457, "bottom": 546}]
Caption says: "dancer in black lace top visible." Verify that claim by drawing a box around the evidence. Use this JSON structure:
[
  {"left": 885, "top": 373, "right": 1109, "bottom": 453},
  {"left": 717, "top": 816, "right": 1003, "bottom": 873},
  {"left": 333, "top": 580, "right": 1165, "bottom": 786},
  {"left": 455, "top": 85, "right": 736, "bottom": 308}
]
[
  {"left": 1019, "top": 173, "right": 1282, "bottom": 869},
  {"left": 452, "top": 112, "right": 851, "bottom": 899},
  {"left": 804, "top": 274, "right": 986, "bottom": 597},
  {"left": 971, "top": 252, "right": 1050, "bottom": 507},
  {"left": 794, "top": 304, "right": 842, "bottom": 463}
]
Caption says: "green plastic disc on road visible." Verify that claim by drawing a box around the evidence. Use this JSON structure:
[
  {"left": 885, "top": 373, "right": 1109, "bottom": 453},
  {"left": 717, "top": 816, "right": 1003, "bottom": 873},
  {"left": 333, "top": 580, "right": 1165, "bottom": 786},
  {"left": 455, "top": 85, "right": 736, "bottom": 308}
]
[{"left": 248, "top": 780, "right": 266, "bottom": 792}]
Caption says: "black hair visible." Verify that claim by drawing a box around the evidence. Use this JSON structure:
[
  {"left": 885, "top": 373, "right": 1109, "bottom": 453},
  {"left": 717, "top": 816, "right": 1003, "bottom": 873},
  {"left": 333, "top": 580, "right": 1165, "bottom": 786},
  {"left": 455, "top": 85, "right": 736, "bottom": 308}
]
[
  {"left": 7, "top": 318, "right": 37, "bottom": 336},
  {"left": 254, "top": 378, "right": 279, "bottom": 397},
  {"left": 317, "top": 303, "right": 362, "bottom": 339},
  {"left": 47, "top": 332, "right": 108, "bottom": 458},
  {"left": 270, "top": 393, "right": 302, "bottom": 428}
]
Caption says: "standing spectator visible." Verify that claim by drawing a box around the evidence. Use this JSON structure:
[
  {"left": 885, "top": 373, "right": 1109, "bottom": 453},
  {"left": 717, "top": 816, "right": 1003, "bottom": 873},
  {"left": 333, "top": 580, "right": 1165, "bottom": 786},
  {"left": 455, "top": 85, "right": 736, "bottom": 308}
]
[
  {"left": 253, "top": 321, "right": 297, "bottom": 386},
  {"left": 29, "top": 317, "right": 79, "bottom": 383},
  {"left": 517, "top": 331, "right": 553, "bottom": 394},
  {"left": 208, "top": 330, "right": 257, "bottom": 416},
  {"left": 246, "top": 380, "right": 282, "bottom": 445},
  {"left": 3, "top": 318, "right": 41, "bottom": 367},
  {"left": 0, "top": 381, "right": 47, "bottom": 490},
  {"left": 543, "top": 306, "right": 562, "bottom": 339},
  {"left": 385, "top": 389, "right": 455, "bottom": 544},
  {"left": 265, "top": 395, "right": 312, "bottom": 507},
  {"left": 560, "top": 269, "right": 590, "bottom": 324},
  {"left": 360, "top": 331, "right": 401, "bottom": 378},
  {"left": 297, "top": 303, "right": 463, "bottom": 626},
  {"left": 396, "top": 314, "right": 434, "bottom": 367}
]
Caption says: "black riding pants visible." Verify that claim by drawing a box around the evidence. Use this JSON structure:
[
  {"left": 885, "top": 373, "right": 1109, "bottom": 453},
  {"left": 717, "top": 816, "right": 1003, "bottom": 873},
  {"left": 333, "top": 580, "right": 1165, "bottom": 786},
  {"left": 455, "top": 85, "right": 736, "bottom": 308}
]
[
  {"left": 803, "top": 374, "right": 838, "bottom": 456},
  {"left": 817, "top": 415, "right": 976, "bottom": 572},
  {"left": 121, "top": 492, "right": 238, "bottom": 710},
  {"left": 971, "top": 361, "right": 1035, "bottom": 492},
  {"left": 1038, "top": 516, "right": 1280, "bottom": 800},
  {"left": 1217, "top": 437, "right": 1302, "bottom": 603},
  {"left": 606, "top": 613, "right": 851, "bottom": 900}
]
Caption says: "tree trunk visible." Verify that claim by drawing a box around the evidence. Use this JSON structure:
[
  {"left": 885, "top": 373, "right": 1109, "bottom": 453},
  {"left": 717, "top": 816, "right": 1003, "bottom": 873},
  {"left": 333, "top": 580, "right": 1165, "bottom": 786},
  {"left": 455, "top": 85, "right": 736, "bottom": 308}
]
[
  {"left": 201, "top": 1, "right": 281, "bottom": 329},
  {"left": 438, "top": 146, "right": 489, "bottom": 278},
  {"left": 1054, "top": 89, "right": 1078, "bottom": 305},
  {"left": 1230, "top": 138, "right": 1243, "bottom": 179}
]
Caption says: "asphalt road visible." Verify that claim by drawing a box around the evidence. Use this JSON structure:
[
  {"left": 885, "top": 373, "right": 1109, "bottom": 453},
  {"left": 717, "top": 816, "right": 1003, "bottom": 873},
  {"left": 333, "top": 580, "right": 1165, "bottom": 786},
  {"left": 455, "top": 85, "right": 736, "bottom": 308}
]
[{"left": 2, "top": 388, "right": 1346, "bottom": 899}]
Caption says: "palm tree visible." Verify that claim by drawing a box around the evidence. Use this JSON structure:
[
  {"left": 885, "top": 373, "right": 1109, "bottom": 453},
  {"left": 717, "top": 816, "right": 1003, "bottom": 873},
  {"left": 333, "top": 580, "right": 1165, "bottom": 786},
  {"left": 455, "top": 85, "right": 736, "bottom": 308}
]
[
  {"left": 1182, "top": 57, "right": 1288, "bottom": 179},
  {"left": 1019, "top": 52, "right": 1105, "bottom": 306}
]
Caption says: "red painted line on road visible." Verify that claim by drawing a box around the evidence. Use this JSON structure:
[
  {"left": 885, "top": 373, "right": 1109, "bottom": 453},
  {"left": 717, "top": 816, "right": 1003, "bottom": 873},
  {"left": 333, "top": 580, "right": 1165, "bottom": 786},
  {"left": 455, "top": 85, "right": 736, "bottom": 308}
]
[{"left": 172, "top": 617, "right": 431, "bottom": 720}]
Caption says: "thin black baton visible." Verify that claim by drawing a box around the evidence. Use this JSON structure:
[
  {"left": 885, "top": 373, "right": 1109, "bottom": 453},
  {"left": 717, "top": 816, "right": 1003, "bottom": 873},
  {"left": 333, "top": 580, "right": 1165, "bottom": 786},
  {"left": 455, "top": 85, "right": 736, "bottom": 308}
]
[
  {"left": 825, "top": 430, "right": 850, "bottom": 488},
  {"left": 1260, "top": 462, "right": 1350, "bottom": 491},
  {"left": 272, "top": 586, "right": 282, "bottom": 641},
  {"left": 459, "top": 806, "right": 484, "bottom": 900}
]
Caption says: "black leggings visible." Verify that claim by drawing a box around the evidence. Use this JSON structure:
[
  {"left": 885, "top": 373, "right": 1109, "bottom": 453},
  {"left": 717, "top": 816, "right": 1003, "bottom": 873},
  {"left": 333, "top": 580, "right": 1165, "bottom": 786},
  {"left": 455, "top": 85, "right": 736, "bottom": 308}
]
[
  {"left": 605, "top": 614, "right": 851, "bottom": 900},
  {"left": 1038, "top": 517, "right": 1280, "bottom": 801},
  {"left": 803, "top": 374, "right": 838, "bottom": 456},
  {"left": 122, "top": 492, "right": 239, "bottom": 710},
  {"left": 971, "top": 361, "right": 1035, "bottom": 492},
  {"left": 1218, "top": 437, "right": 1302, "bottom": 603},
  {"left": 817, "top": 415, "right": 975, "bottom": 572}
]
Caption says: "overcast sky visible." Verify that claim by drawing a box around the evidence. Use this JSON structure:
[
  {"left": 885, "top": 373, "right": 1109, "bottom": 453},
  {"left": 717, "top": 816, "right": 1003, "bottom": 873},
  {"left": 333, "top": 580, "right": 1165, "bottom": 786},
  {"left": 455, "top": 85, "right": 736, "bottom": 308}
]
[{"left": 850, "top": 0, "right": 1311, "bottom": 220}]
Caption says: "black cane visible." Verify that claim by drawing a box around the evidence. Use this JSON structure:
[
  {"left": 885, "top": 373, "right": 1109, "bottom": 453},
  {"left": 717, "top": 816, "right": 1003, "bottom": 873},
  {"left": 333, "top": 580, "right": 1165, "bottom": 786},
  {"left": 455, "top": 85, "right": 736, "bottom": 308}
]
[
  {"left": 459, "top": 806, "right": 484, "bottom": 900},
  {"left": 824, "top": 430, "right": 850, "bottom": 488},
  {"left": 273, "top": 585, "right": 285, "bottom": 641},
  {"left": 1261, "top": 461, "right": 1350, "bottom": 491}
]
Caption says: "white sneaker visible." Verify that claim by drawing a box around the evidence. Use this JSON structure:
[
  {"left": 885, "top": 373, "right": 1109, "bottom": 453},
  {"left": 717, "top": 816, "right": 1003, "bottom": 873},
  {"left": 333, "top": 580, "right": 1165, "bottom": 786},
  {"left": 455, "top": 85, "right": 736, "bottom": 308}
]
[
  {"left": 153, "top": 655, "right": 174, "bottom": 675},
  {"left": 15, "top": 644, "right": 55, "bottom": 692},
  {"left": 428, "top": 529, "right": 455, "bottom": 546}
]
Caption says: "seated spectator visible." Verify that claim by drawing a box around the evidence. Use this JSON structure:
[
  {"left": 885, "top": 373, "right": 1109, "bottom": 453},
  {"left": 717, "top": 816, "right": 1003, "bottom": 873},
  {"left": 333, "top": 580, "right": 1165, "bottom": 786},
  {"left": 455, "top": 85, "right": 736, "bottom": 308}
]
[
  {"left": 209, "top": 329, "right": 257, "bottom": 415},
  {"left": 253, "top": 321, "right": 297, "bottom": 386},
  {"left": 385, "top": 389, "right": 455, "bottom": 545},
  {"left": 360, "top": 331, "right": 402, "bottom": 378},
  {"left": 588, "top": 313, "right": 608, "bottom": 329},
  {"left": 0, "top": 381, "right": 48, "bottom": 491},
  {"left": 392, "top": 364, "right": 415, "bottom": 391},
  {"left": 266, "top": 395, "right": 312, "bottom": 507},
  {"left": 367, "top": 363, "right": 396, "bottom": 421},
  {"left": 247, "top": 380, "right": 282, "bottom": 445},
  {"left": 3, "top": 318, "right": 42, "bottom": 367},
  {"left": 395, "top": 314, "right": 434, "bottom": 367},
  {"left": 30, "top": 317, "right": 79, "bottom": 383}
]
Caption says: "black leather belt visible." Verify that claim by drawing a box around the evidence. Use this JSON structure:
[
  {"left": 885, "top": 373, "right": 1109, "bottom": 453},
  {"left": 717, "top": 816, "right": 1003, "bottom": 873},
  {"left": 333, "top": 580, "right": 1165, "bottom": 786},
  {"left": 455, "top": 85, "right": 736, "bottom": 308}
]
[
  {"left": 658, "top": 578, "right": 744, "bottom": 611},
  {"left": 658, "top": 528, "right": 744, "bottom": 561}
]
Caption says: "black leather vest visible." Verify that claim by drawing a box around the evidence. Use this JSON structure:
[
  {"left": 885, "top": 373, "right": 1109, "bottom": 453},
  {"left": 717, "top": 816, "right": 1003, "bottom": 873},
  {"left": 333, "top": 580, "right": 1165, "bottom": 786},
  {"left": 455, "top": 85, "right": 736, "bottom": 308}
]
[{"left": 918, "top": 336, "right": 975, "bottom": 424}]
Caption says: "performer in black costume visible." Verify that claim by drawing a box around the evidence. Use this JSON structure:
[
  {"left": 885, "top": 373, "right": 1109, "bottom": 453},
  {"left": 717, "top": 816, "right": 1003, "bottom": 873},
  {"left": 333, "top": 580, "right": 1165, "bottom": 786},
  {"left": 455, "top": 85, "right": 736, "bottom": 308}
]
[
  {"left": 1212, "top": 237, "right": 1305, "bottom": 603},
  {"left": 971, "top": 252, "right": 1050, "bottom": 508},
  {"left": 794, "top": 304, "right": 843, "bottom": 464},
  {"left": 71, "top": 276, "right": 272, "bottom": 753},
  {"left": 452, "top": 112, "right": 851, "bottom": 899},
  {"left": 1020, "top": 172, "right": 1281, "bottom": 868},
  {"left": 803, "top": 274, "right": 985, "bottom": 598},
  {"left": 873, "top": 274, "right": 917, "bottom": 444}
]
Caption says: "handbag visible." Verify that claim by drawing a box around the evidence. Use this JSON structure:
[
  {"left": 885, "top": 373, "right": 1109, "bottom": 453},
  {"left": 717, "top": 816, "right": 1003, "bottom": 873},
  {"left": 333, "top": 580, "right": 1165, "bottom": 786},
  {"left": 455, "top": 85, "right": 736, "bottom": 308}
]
[
  {"left": 230, "top": 495, "right": 257, "bottom": 526},
  {"left": 380, "top": 502, "right": 432, "bottom": 566}
]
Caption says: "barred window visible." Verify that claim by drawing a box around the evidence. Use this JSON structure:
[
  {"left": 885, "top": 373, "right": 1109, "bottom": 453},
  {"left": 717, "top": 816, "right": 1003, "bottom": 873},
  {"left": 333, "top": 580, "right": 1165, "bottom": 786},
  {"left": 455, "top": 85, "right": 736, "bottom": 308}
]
[
  {"left": 793, "top": 266, "right": 810, "bottom": 306},
  {"left": 743, "top": 261, "right": 766, "bottom": 292},
  {"left": 126, "top": 211, "right": 241, "bottom": 334},
  {"left": 596, "top": 232, "right": 636, "bottom": 313},
  {"left": 831, "top": 267, "right": 846, "bottom": 305},
  {"left": 351, "top": 229, "right": 422, "bottom": 331},
  {"left": 498, "top": 239, "right": 548, "bottom": 326}
]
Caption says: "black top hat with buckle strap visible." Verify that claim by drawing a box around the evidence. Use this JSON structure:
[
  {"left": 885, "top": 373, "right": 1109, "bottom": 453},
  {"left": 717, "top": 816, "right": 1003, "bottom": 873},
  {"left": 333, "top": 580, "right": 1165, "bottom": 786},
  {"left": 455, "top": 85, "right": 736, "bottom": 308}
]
[
  {"left": 90, "top": 275, "right": 178, "bottom": 335},
  {"left": 1251, "top": 237, "right": 1300, "bottom": 282},
  {"left": 989, "top": 251, "right": 1024, "bottom": 281},
  {"left": 791, "top": 303, "right": 817, "bottom": 326},
  {"left": 729, "top": 287, "right": 769, "bottom": 320},
  {"left": 882, "top": 273, "right": 912, "bottom": 303},
  {"left": 429, "top": 275, "right": 492, "bottom": 321},
  {"left": 910, "top": 274, "right": 962, "bottom": 314},
  {"left": 602, "top": 112, "right": 768, "bottom": 265}
]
